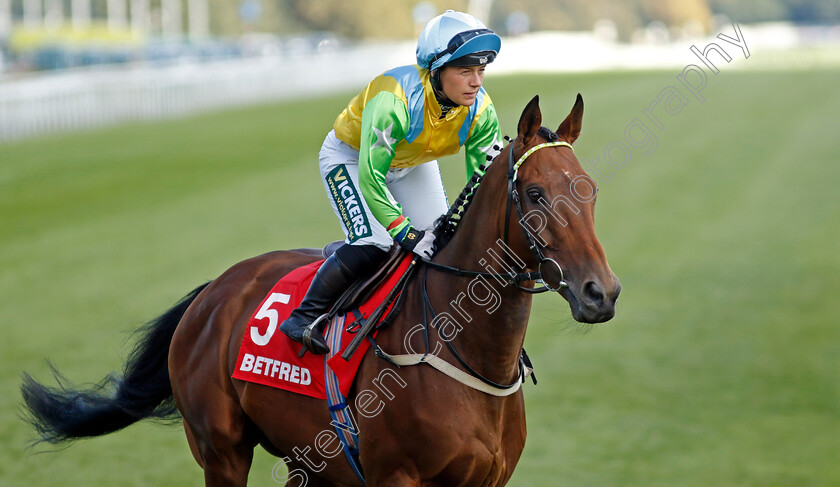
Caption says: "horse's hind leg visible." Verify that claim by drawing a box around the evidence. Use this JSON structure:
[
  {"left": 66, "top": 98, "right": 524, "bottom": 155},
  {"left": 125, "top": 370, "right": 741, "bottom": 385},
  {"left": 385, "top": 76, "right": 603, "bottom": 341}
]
[
  {"left": 170, "top": 250, "right": 328, "bottom": 486},
  {"left": 201, "top": 439, "right": 255, "bottom": 487},
  {"left": 180, "top": 399, "right": 258, "bottom": 487},
  {"left": 182, "top": 417, "right": 257, "bottom": 483},
  {"left": 183, "top": 418, "right": 204, "bottom": 468},
  {"left": 171, "top": 302, "right": 259, "bottom": 485}
]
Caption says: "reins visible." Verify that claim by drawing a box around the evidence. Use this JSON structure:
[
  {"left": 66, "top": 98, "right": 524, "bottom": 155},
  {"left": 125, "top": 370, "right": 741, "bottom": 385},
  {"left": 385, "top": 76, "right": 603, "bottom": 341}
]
[
  {"left": 414, "top": 264, "right": 532, "bottom": 391},
  {"left": 421, "top": 260, "right": 543, "bottom": 288},
  {"left": 370, "top": 262, "right": 535, "bottom": 396},
  {"left": 371, "top": 137, "right": 576, "bottom": 394}
]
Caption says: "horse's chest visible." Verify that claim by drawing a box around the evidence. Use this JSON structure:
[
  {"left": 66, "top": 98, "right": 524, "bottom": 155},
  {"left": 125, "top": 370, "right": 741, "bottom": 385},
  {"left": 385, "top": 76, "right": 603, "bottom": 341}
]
[
  {"left": 355, "top": 349, "right": 526, "bottom": 485},
  {"left": 369, "top": 391, "right": 524, "bottom": 485}
]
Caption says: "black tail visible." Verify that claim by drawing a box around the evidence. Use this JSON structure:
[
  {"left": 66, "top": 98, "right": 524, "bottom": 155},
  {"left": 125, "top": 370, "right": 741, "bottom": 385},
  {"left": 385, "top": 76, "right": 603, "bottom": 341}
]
[{"left": 21, "top": 282, "right": 210, "bottom": 445}]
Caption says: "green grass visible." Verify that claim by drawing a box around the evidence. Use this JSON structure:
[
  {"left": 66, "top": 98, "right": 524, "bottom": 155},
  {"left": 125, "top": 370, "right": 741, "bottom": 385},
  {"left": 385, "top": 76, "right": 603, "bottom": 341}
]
[{"left": 2, "top": 67, "right": 838, "bottom": 486}]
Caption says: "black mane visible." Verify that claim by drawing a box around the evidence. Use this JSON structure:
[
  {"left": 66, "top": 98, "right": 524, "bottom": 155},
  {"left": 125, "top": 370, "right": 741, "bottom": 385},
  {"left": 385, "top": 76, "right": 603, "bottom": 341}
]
[
  {"left": 433, "top": 136, "right": 508, "bottom": 249},
  {"left": 432, "top": 165, "right": 487, "bottom": 251},
  {"left": 432, "top": 128, "right": 558, "bottom": 251}
]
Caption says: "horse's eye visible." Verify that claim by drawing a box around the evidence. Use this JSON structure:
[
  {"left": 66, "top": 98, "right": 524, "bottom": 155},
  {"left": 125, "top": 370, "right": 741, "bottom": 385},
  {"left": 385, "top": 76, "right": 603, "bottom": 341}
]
[{"left": 526, "top": 188, "right": 542, "bottom": 202}]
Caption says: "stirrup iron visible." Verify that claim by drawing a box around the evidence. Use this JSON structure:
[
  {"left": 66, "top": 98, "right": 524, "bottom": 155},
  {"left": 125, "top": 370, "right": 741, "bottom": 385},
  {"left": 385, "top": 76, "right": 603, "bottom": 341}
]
[{"left": 301, "top": 313, "right": 330, "bottom": 354}]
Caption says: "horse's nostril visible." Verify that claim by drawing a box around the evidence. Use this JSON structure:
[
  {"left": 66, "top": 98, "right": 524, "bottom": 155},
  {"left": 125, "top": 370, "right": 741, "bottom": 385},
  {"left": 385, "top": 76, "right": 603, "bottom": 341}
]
[{"left": 583, "top": 281, "right": 605, "bottom": 306}]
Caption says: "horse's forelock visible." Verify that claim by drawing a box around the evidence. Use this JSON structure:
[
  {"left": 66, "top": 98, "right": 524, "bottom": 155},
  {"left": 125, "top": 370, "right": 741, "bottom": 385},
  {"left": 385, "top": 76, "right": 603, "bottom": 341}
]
[{"left": 537, "top": 126, "right": 558, "bottom": 142}]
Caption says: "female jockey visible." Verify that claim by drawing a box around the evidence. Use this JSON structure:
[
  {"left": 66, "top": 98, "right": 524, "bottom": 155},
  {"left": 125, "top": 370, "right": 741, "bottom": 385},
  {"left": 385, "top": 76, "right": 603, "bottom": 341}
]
[{"left": 280, "top": 10, "right": 503, "bottom": 354}]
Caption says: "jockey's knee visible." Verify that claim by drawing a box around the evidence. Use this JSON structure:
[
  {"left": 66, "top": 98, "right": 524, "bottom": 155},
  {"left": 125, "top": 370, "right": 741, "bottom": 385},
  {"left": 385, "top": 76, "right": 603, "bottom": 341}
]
[{"left": 335, "top": 244, "right": 388, "bottom": 277}]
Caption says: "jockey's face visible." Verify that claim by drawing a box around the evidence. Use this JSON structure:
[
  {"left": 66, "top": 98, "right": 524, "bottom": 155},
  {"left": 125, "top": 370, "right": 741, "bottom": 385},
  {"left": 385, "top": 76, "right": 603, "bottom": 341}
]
[{"left": 439, "top": 65, "right": 486, "bottom": 106}]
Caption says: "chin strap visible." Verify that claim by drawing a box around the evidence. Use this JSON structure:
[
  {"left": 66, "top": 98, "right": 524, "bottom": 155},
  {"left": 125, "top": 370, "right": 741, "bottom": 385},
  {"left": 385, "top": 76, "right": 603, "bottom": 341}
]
[{"left": 430, "top": 69, "right": 458, "bottom": 114}]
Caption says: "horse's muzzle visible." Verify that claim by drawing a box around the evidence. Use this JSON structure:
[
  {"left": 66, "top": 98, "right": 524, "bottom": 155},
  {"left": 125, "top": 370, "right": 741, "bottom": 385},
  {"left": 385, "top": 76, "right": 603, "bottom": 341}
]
[{"left": 562, "top": 276, "right": 621, "bottom": 323}]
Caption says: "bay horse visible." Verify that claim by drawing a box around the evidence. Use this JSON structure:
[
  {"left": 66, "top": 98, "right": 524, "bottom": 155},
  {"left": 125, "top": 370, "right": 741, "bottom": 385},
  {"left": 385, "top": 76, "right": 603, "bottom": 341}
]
[{"left": 22, "top": 95, "right": 620, "bottom": 486}]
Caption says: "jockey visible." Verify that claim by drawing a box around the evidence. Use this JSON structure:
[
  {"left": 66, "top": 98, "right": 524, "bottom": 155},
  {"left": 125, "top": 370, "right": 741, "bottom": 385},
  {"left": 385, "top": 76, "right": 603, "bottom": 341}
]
[{"left": 280, "top": 10, "right": 503, "bottom": 354}]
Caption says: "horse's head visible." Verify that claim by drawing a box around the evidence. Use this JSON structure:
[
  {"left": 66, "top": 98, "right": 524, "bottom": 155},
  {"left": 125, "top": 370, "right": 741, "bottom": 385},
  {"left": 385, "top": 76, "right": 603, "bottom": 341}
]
[{"left": 501, "top": 94, "right": 620, "bottom": 323}]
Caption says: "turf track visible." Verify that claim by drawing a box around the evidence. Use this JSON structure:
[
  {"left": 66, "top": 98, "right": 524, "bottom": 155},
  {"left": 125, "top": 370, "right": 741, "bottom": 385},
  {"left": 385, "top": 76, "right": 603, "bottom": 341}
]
[{"left": 1, "top": 66, "right": 838, "bottom": 486}]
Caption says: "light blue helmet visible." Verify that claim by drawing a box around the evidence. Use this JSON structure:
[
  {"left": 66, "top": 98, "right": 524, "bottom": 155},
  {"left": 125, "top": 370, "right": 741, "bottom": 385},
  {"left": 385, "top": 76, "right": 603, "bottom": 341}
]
[{"left": 416, "top": 10, "right": 501, "bottom": 71}]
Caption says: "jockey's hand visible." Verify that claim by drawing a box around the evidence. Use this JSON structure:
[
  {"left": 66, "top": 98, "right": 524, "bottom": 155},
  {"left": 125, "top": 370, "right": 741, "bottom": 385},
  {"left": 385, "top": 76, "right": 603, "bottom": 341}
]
[{"left": 398, "top": 227, "right": 436, "bottom": 259}]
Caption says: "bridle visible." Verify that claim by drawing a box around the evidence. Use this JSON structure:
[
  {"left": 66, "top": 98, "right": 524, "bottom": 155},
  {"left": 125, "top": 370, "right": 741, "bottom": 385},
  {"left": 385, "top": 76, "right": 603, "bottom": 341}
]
[
  {"left": 503, "top": 139, "right": 573, "bottom": 292},
  {"left": 424, "top": 138, "right": 573, "bottom": 294},
  {"left": 377, "top": 138, "right": 576, "bottom": 392},
  {"left": 397, "top": 138, "right": 575, "bottom": 391}
]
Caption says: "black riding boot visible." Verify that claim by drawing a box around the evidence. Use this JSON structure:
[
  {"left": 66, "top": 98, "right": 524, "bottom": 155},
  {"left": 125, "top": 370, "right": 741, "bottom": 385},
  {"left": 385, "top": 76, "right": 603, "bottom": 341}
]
[{"left": 279, "top": 254, "right": 354, "bottom": 354}]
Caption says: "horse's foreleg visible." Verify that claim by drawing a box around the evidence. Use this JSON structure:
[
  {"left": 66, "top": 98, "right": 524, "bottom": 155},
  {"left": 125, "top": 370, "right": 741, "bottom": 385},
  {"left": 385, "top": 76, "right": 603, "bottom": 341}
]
[
  {"left": 368, "top": 472, "right": 422, "bottom": 487},
  {"left": 275, "top": 460, "right": 343, "bottom": 487}
]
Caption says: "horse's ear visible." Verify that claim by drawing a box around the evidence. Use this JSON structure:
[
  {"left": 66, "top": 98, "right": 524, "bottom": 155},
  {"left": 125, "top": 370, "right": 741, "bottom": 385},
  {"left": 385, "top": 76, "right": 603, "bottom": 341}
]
[
  {"left": 557, "top": 93, "right": 584, "bottom": 145},
  {"left": 517, "top": 95, "right": 542, "bottom": 142}
]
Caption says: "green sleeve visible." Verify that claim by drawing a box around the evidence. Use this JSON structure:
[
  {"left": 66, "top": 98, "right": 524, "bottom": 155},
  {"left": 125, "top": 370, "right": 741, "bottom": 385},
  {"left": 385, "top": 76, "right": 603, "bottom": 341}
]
[
  {"left": 463, "top": 103, "right": 502, "bottom": 181},
  {"left": 357, "top": 92, "right": 411, "bottom": 237}
]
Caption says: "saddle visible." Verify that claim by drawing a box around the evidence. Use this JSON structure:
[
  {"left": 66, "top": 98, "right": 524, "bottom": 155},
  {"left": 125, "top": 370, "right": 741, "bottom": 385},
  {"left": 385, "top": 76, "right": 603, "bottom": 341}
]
[{"left": 321, "top": 241, "right": 408, "bottom": 316}]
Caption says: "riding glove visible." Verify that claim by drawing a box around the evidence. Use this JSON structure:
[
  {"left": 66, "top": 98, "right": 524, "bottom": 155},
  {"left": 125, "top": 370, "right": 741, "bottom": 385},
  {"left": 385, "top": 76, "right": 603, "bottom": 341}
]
[{"left": 398, "top": 227, "right": 436, "bottom": 259}]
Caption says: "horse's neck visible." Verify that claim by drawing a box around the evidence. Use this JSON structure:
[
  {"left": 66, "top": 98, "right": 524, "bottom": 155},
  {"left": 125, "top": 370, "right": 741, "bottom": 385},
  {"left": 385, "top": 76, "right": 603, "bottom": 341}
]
[{"left": 429, "top": 174, "right": 534, "bottom": 383}]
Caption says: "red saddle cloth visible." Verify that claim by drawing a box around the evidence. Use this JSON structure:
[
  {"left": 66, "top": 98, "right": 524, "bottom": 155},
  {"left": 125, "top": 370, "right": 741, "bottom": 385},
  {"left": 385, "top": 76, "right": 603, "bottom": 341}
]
[{"left": 232, "top": 255, "right": 412, "bottom": 399}]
